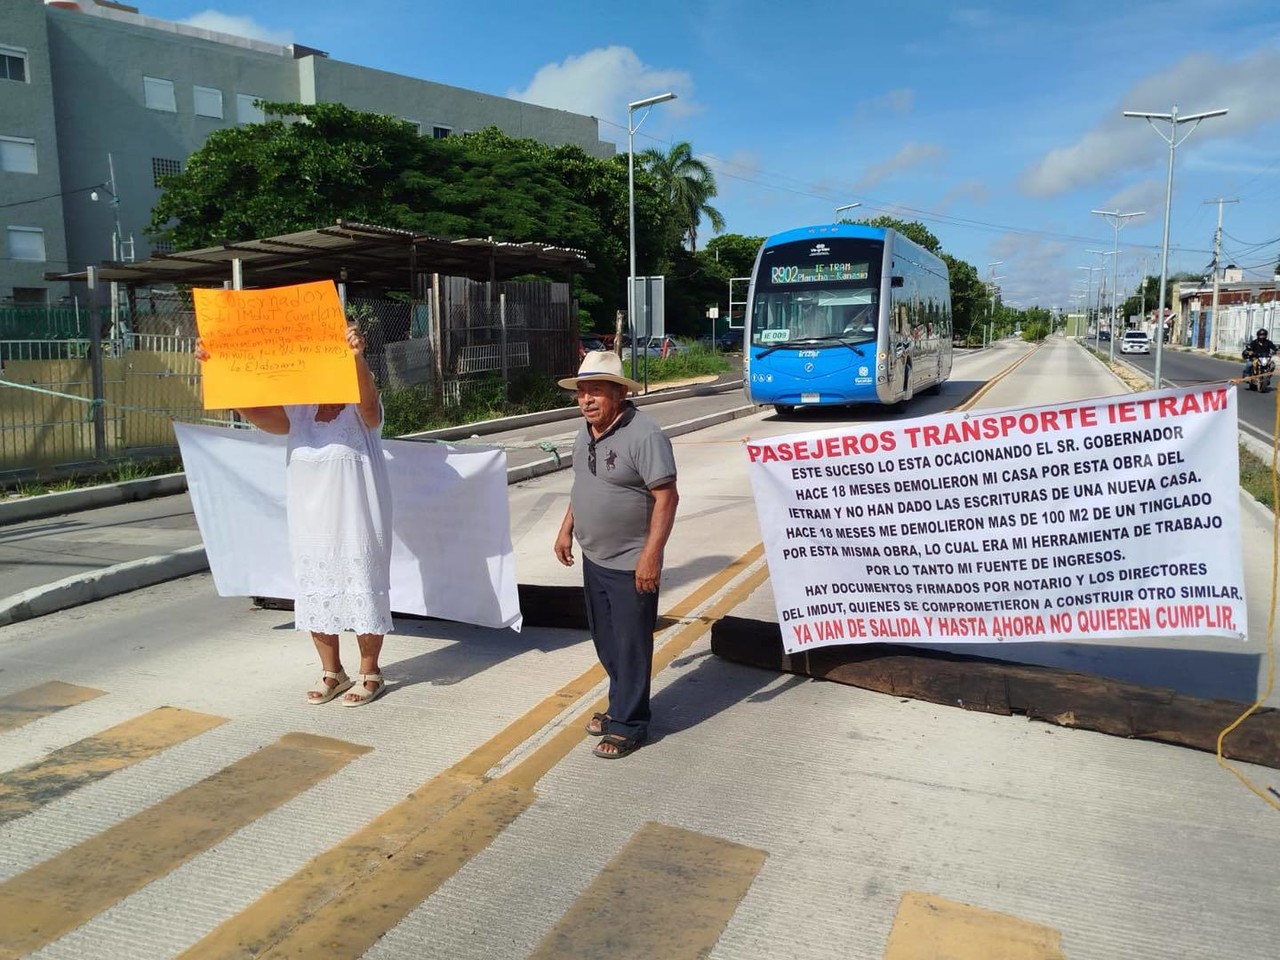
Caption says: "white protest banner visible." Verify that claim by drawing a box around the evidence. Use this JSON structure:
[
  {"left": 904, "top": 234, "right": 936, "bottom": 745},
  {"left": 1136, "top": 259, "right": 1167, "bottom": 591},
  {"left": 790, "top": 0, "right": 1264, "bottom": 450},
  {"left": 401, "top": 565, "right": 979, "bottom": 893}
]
[
  {"left": 745, "top": 384, "right": 1246, "bottom": 654},
  {"left": 175, "top": 422, "right": 522, "bottom": 630}
]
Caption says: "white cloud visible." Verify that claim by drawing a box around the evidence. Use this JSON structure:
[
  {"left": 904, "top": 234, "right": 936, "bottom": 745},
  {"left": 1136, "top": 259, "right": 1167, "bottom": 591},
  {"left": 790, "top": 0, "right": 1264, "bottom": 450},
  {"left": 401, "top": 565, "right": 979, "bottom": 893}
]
[
  {"left": 856, "top": 87, "right": 914, "bottom": 118},
  {"left": 1019, "top": 46, "right": 1280, "bottom": 197},
  {"left": 179, "top": 11, "right": 293, "bottom": 46},
  {"left": 507, "top": 47, "right": 697, "bottom": 139},
  {"left": 937, "top": 178, "right": 990, "bottom": 212},
  {"left": 854, "top": 142, "right": 944, "bottom": 191},
  {"left": 986, "top": 232, "right": 1074, "bottom": 307},
  {"left": 1098, "top": 180, "right": 1164, "bottom": 219}
]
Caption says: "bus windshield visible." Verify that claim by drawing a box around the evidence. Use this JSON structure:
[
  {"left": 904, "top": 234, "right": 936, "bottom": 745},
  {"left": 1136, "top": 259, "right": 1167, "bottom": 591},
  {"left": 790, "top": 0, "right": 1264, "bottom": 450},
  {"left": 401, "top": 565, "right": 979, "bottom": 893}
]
[{"left": 751, "top": 287, "right": 879, "bottom": 347}]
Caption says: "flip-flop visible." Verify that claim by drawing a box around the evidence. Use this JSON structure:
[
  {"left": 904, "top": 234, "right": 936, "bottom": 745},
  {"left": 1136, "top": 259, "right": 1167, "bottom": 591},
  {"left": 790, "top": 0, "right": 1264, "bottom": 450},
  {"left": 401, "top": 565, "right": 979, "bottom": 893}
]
[
  {"left": 306, "top": 670, "right": 353, "bottom": 705},
  {"left": 593, "top": 733, "right": 642, "bottom": 759},
  {"left": 585, "top": 712, "right": 610, "bottom": 737},
  {"left": 341, "top": 673, "right": 386, "bottom": 707}
]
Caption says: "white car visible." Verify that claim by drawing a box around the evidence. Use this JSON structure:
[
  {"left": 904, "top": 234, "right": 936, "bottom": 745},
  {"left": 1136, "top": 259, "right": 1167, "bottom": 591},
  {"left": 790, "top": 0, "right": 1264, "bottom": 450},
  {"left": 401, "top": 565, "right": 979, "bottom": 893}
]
[{"left": 1120, "top": 331, "right": 1150, "bottom": 354}]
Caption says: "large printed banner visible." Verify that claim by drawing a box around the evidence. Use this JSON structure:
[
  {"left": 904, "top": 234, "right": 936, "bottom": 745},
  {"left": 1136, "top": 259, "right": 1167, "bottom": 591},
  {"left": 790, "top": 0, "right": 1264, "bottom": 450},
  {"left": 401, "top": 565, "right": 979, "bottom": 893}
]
[
  {"left": 194, "top": 281, "right": 360, "bottom": 409},
  {"left": 746, "top": 385, "right": 1247, "bottom": 653},
  {"left": 174, "top": 422, "right": 522, "bottom": 631}
]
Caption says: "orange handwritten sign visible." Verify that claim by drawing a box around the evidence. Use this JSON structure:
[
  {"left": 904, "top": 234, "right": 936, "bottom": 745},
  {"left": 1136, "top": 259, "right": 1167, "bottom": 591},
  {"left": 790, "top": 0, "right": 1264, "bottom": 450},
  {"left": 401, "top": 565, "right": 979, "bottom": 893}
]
[{"left": 194, "top": 281, "right": 360, "bottom": 409}]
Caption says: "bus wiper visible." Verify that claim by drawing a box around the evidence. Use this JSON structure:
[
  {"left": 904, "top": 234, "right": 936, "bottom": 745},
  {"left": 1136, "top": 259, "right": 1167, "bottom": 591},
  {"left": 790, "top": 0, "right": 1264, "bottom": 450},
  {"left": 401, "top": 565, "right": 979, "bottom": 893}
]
[
  {"left": 806, "top": 336, "right": 867, "bottom": 357},
  {"left": 755, "top": 336, "right": 866, "bottom": 359}
]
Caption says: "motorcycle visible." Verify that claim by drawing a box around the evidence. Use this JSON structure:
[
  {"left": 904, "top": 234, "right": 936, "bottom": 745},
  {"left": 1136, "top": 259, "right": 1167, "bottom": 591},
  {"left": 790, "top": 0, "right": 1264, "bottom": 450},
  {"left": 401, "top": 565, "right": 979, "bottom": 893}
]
[{"left": 1248, "top": 353, "right": 1276, "bottom": 392}]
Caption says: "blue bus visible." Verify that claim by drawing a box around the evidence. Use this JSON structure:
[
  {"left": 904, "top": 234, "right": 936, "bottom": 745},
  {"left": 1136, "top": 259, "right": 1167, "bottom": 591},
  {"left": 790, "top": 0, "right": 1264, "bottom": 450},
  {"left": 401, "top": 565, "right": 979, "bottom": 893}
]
[{"left": 742, "top": 223, "right": 952, "bottom": 414}]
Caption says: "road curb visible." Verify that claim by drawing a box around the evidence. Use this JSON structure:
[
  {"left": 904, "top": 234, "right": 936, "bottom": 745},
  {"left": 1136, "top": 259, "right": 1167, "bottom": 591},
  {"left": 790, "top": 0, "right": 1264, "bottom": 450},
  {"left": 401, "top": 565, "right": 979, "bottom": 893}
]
[
  {"left": 0, "top": 402, "right": 762, "bottom": 628},
  {"left": 0, "top": 545, "right": 209, "bottom": 628},
  {"left": 0, "top": 473, "right": 189, "bottom": 526}
]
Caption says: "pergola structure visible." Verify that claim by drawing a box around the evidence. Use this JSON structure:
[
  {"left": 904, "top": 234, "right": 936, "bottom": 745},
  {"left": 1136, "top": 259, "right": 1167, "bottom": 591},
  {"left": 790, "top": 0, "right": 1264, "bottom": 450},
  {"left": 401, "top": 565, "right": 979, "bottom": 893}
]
[{"left": 46, "top": 220, "right": 593, "bottom": 292}]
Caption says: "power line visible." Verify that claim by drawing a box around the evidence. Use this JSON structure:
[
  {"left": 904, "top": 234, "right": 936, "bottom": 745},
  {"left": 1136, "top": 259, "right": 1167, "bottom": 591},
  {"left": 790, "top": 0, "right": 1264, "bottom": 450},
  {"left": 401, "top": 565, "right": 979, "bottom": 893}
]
[{"left": 0, "top": 183, "right": 107, "bottom": 210}]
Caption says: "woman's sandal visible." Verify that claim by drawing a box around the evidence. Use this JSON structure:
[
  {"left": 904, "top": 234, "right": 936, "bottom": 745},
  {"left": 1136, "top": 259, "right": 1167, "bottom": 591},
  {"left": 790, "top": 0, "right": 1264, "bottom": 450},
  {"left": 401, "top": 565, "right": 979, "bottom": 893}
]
[
  {"left": 306, "top": 670, "right": 353, "bottom": 705},
  {"left": 592, "top": 733, "right": 642, "bottom": 759},
  {"left": 341, "top": 673, "right": 386, "bottom": 707},
  {"left": 585, "top": 712, "right": 610, "bottom": 737}
]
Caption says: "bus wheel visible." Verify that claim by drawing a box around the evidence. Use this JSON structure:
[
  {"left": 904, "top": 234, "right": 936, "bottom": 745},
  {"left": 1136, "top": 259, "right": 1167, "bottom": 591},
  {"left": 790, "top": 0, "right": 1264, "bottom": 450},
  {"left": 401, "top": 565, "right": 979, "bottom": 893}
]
[{"left": 773, "top": 404, "right": 794, "bottom": 416}]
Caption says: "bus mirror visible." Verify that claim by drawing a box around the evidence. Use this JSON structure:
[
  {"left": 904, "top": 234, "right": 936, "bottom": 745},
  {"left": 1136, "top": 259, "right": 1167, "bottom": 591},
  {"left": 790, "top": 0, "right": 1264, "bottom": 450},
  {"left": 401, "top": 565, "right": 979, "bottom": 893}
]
[{"left": 891, "top": 275, "right": 905, "bottom": 287}]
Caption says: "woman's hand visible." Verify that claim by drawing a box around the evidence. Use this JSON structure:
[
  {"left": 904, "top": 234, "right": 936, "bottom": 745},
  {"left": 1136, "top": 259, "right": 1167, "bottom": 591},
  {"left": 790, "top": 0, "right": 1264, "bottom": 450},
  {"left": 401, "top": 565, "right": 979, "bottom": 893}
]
[
  {"left": 347, "top": 325, "right": 366, "bottom": 356},
  {"left": 193, "top": 338, "right": 210, "bottom": 363}
]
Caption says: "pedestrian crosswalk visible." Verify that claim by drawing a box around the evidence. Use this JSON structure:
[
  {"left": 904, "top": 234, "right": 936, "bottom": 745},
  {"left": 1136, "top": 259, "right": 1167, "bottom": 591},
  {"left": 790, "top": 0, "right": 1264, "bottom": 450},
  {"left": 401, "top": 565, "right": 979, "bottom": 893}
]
[{"left": 0, "top": 540, "right": 1068, "bottom": 959}]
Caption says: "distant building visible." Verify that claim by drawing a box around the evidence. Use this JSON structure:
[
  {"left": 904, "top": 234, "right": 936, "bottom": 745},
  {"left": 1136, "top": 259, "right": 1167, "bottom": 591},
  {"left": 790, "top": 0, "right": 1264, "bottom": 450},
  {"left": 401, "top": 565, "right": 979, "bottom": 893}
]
[
  {"left": 2, "top": 0, "right": 614, "bottom": 304},
  {"left": 1173, "top": 267, "right": 1280, "bottom": 349}
]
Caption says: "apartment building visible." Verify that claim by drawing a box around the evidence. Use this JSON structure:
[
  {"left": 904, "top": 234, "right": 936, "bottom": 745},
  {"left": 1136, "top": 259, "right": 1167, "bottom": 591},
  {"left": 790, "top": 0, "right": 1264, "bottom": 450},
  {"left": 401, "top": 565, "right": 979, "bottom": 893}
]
[{"left": 1, "top": 0, "right": 614, "bottom": 304}]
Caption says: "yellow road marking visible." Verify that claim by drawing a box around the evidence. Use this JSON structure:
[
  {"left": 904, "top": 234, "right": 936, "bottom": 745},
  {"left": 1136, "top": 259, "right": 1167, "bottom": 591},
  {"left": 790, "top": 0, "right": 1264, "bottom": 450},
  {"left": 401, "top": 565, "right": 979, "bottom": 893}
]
[
  {"left": 884, "top": 891, "right": 1066, "bottom": 960},
  {"left": 956, "top": 344, "right": 1041, "bottom": 412},
  {"left": 181, "top": 544, "right": 769, "bottom": 959},
  {"left": 529, "top": 821, "right": 766, "bottom": 960},
  {"left": 0, "top": 733, "right": 369, "bottom": 960},
  {"left": 0, "top": 681, "right": 105, "bottom": 734},
  {"left": 0, "top": 706, "right": 226, "bottom": 824}
]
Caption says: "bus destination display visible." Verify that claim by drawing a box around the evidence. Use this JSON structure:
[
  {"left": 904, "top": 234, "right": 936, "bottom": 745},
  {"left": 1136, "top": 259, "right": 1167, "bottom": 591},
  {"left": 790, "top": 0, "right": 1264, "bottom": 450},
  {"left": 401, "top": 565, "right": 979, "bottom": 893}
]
[{"left": 769, "top": 262, "right": 870, "bottom": 284}]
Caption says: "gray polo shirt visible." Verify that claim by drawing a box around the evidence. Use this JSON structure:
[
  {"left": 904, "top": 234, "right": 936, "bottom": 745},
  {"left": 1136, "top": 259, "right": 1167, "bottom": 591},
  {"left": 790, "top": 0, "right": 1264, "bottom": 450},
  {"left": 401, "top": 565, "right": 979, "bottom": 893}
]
[{"left": 570, "top": 403, "right": 677, "bottom": 570}]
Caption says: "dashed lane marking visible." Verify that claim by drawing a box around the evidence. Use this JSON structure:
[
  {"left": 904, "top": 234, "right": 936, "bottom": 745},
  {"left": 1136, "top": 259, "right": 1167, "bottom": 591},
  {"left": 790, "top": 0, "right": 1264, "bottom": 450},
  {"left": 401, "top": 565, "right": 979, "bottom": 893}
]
[
  {"left": 0, "top": 705, "right": 226, "bottom": 824},
  {"left": 0, "top": 680, "right": 105, "bottom": 734},
  {"left": 0, "top": 733, "right": 369, "bottom": 960},
  {"left": 529, "top": 821, "right": 767, "bottom": 960},
  {"left": 883, "top": 891, "right": 1066, "bottom": 959}
]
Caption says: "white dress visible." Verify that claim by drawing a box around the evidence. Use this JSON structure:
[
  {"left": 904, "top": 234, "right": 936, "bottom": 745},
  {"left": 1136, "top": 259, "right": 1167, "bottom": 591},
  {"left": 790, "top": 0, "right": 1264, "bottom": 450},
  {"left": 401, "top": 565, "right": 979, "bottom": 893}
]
[{"left": 285, "top": 403, "right": 393, "bottom": 635}]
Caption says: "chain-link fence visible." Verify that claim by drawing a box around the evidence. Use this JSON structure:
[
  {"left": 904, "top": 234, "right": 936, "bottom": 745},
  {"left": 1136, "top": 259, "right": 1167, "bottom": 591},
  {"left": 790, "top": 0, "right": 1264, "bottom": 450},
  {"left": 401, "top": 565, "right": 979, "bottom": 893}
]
[{"left": 0, "top": 280, "right": 577, "bottom": 480}]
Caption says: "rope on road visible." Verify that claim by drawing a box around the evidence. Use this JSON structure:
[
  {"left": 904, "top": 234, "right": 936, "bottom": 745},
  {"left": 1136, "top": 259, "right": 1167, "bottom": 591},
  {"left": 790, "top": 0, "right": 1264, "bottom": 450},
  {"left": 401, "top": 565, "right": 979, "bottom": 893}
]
[{"left": 1217, "top": 387, "right": 1280, "bottom": 812}]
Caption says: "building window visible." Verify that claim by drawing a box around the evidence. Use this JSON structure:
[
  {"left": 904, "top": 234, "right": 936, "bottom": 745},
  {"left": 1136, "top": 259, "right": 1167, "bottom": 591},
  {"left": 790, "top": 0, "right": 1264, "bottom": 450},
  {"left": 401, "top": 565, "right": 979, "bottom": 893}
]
[
  {"left": 6, "top": 226, "right": 46, "bottom": 262},
  {"left": 152, "top": 157, "right": 182, "bottom": 187},
  {"left": 193, "top": 85, "right": 223, "bottom": 119},
  {"left": 432, "top": 125, "right": 452, "bottom": 139},
  {"left": 152, "top": 240, "right": 175, "bottom": 255},
  {"left": 0, "top": 45, "right": 27, "bottom": 83},
  {"left": 0, "top": 136, "right": 37, "bottom": 174},
  {"left": 236, "top": 94, "right": 265, "bottom": 124},
  {"left": 12, "top": 287, "right": 48, "bottom": 306},
  {"left": 143, "top": 76, "right": 177, "bottom": 112}
]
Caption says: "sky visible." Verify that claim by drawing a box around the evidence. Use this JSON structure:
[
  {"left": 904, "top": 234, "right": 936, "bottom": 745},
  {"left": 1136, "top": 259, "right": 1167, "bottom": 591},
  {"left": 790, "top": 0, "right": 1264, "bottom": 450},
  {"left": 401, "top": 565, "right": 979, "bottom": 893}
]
[{"left": 140, "top": 0, "right": 1280, "bottom": 310}]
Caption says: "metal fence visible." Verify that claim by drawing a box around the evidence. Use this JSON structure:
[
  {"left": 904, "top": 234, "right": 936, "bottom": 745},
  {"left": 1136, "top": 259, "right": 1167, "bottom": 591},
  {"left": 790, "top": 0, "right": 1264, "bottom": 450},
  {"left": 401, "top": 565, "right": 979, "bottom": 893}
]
[{"left": 0, "top": 281, "right": 577, "bottom": 479}]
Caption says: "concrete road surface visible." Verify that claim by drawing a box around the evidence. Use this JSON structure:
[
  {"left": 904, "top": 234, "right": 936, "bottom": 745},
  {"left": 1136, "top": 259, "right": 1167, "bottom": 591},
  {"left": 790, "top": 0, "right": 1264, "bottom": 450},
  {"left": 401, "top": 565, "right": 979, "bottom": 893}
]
[{"left": 0, "top": 336, "right": 1275, "bottom": 960}]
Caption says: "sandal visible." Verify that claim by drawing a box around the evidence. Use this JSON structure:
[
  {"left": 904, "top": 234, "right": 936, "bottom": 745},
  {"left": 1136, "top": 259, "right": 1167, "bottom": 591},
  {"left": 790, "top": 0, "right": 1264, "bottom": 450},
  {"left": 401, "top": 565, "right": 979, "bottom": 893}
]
[
  {"left": 306, "top": 670, "right": 353, "bottom": 705},
  {"left": 593, "top": 733, "right": 642, "bottom": 759},
  {"left": 341, "top": 673, "right": 386, "bottom": 707},
  {"left": 585, "top": 712, "right": 610, "bottom": 737}
]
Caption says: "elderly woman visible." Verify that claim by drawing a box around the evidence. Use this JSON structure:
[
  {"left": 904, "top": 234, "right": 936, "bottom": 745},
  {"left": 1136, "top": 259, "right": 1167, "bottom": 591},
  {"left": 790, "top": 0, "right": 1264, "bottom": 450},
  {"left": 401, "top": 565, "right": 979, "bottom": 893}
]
[{"left": 195, "top": 324, "right": 392, "bottom": 706}]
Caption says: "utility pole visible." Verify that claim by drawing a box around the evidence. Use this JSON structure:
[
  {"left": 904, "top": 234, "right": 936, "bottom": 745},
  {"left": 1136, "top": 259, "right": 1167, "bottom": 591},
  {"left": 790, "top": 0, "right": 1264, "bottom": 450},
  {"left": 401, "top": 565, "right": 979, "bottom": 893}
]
[
  {"left": 1205, "top": 197, "right": 1238, "bottom": 354},
  {"left": 1091, "top": 209, "right": 1144, "bottom": 362},
  {"left": 1138, "top": 254, "right": 1149, "bottom": 331},
  {"left": 1087, "top": 248, "right": 1116, "bottom": 361}
]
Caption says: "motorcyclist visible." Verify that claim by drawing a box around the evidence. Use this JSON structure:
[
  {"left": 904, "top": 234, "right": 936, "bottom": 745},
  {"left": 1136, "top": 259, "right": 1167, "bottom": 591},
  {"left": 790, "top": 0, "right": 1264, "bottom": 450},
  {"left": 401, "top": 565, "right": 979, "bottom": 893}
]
[{"left": 1242, "top": 329, "right": 1279, "bottom": 391}]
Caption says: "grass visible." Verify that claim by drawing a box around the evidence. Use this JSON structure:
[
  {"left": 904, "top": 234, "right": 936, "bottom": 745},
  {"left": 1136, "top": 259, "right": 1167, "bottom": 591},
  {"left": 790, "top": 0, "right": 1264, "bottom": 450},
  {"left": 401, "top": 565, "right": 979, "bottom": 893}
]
[
  {"left": 5, "top": 348, "right": 732, "bottom": 498},
  {"left": 1239, "top": 444, "right": 1278, "bottom": 512}
]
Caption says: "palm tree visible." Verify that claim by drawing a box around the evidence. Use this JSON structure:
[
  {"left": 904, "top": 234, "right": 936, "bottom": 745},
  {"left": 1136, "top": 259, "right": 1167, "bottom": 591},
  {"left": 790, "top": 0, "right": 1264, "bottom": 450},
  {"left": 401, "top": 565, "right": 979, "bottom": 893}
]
[{"left": 638, "top": 141, "right": 725, "bottom": 252}]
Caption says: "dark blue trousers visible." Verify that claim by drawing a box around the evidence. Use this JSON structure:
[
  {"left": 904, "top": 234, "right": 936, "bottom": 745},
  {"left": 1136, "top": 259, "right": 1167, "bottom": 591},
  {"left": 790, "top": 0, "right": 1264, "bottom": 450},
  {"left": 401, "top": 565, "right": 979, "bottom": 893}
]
[{"left": 582, "top": 555, "right": 659, "bottom": 741}]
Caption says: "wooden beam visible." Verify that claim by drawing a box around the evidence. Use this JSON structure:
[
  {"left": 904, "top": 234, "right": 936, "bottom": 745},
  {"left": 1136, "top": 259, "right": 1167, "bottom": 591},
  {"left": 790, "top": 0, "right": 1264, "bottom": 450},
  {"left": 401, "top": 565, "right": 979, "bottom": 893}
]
[{"left": 711, "top": 616, "right": 1280, "bottom": 769}]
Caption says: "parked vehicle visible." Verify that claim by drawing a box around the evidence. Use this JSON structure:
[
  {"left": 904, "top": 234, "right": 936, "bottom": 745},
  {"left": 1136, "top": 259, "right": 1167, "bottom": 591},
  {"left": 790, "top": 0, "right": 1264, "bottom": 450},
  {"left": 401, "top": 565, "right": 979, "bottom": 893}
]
[
  {"left": 641, "top": 336, "right": 685, "bottom": 358},
  {"left": 578, "top": 336, "right": 606, "bottom": 357},
  {"left": 1119, "top": 330, "right": 1150, "bottom": 354}
]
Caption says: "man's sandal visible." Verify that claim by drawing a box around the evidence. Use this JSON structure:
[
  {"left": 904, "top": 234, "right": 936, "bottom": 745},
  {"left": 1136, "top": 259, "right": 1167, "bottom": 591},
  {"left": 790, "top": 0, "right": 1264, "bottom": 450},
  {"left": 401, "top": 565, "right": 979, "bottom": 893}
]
[
  {"left": 593, "top": 733, "right": 642, "bottom": 759},
  {"left": 585, "top": 712, "right": 610, "bottom": 737},
  {"left": 306, "top": 670, "right": 353, "bottom": 705},
  {"left": 341, "top": 673, "right": 386, "bottom": 707}
]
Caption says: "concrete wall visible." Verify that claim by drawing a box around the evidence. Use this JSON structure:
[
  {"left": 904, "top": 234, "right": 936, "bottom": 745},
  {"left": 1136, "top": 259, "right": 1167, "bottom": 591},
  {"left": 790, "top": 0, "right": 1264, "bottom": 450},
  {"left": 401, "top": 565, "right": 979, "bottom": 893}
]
[{"left": 1, "top": 2, "right": 69, "bottom": 303}]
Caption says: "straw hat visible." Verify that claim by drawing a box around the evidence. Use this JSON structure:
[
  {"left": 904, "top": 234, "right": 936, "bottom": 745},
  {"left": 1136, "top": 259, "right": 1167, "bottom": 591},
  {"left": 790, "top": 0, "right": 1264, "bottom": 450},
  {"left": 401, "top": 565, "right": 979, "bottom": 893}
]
[{"left": 558, "top": 350, "right": 642, "bottom": 392}]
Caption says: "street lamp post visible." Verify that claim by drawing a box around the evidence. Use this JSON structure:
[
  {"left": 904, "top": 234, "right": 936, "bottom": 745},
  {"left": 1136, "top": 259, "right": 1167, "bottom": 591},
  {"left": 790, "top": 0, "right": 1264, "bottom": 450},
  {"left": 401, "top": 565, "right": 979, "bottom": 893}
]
[
  {"left": 1078, "top": 265, "right": 1101, "bottom": 346},
  {"left": 1124, "top": 104, "right": 1228, "bottom": 387},
  {"left": 985, "top": 262, "right": 1002, "bottom": 347},
  {"left": 627, "top": 92, "right": 677, "bottom": 391},
  {"left": 1091, "top": 210, "right": 1144, "bottom": 365},
  {"left": 1087, "top": 249, "right": 1116, "bottom": 362},
  {"left": 835, "top": 202, "right": 862, "bottom": 220}
]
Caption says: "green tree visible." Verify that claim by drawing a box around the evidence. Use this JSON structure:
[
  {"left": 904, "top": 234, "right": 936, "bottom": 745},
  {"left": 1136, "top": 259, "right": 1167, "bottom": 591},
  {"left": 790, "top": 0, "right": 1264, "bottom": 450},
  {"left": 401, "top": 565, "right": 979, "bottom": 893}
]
[
  {"left": 855, "top": 216, "right": 943, "bottom": 255},
  {"left": 638, "top": 141, "right": 725, "bottom": 253}
]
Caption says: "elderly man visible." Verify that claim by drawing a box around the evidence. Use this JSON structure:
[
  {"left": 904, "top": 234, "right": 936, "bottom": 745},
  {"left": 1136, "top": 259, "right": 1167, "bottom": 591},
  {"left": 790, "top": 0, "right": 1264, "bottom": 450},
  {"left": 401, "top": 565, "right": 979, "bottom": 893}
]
[{"left": 554, "top": 350, "right": 679, "bottom": 759}]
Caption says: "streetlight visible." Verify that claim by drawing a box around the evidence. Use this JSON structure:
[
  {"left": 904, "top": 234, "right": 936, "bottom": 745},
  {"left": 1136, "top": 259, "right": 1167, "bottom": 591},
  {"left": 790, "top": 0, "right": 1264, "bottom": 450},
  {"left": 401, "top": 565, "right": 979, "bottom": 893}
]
[
  {"left": 1124, "top": 104, "right": 1228, "bottom": 387},
  {"left": 1091, "top": 210, "right": 1144, "bottom": 364},
  {"left": 835, "top": 202, "right": 862, "bottom": 220},
  {"left": 627, "top": 91, "right": 677, "bottom": 391},
  {"left": 1078, "top": 265, "right": 1101, "bottom": 346},
  {"left": 985, "top": 262, "right": 1003, "bottom": 347},
  {"left": 1087, "top": 248, "right": 1116, "bottom": 361}
]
